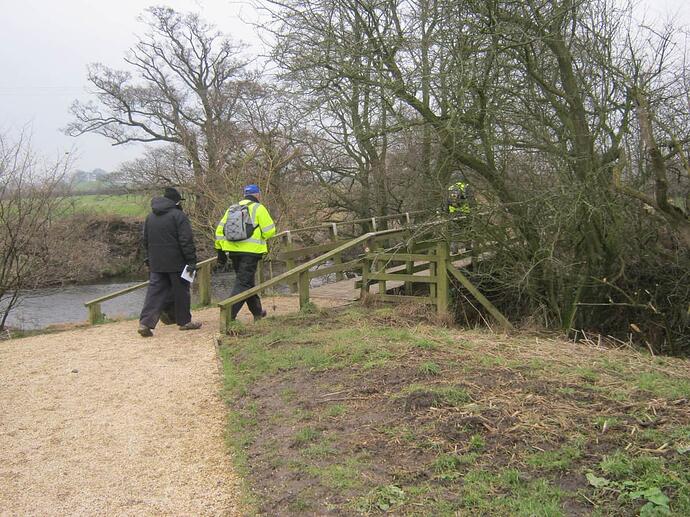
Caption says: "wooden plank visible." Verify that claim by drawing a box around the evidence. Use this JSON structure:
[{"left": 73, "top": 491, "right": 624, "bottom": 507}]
[
  {"left": 373, "top": 294, "right": 435, "bottom": 304},
  {"left": 85, "top": 256, "right": 218, "bottom": 307},
  {"left": 354, "top": 261, "right": 433, "bottom": 289},
  {"left": 369, "top": 232, "right": 403, "bottom": 244},
  {"left": 446, "top": 264, "right": 513, "bottom": 331},
  {"left": 365, "top": 252, "right": 438, "bottom": 262},
  {"left": 85, "top": 280, "right": 150, "bottom": 306},
  {"left": 367, "top": 272, "right": 437, "bottom": 283}
]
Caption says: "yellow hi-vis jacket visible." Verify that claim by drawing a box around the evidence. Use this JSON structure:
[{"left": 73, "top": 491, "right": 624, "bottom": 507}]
[
  {"left": 448, "top": 181, "right": 471, "bottom": 215},
  {"left": 214, "top": 199, "right": 276, "bottom": 255}
]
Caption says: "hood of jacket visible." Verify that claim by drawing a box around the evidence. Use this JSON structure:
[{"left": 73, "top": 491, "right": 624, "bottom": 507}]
[{"left": 151, "top": 196, "right": 180, "bottom": 215}]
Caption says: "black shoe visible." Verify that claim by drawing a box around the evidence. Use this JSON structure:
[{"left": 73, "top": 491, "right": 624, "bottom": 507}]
[
  {"left": 138, "top": 324, "right": 153, "bottom": 337},
  {"left": 254, "top": 310, "right": 267, "bottom": 322},
  {"left": 179, "top": 321, "right": 202, "bottom": 331}
]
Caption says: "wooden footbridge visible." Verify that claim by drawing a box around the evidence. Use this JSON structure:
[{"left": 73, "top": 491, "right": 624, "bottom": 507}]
[{"left": 84, "top": 211, "right": 512, "bottom": 333}]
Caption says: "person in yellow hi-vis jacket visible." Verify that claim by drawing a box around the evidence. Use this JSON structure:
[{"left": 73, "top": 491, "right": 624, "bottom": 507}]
[
  {"left": 447, "top": 181, "right": 471, "bottom": 215},
  {"left": 215, "top": 184, "right": 276, "bottom": 321}
]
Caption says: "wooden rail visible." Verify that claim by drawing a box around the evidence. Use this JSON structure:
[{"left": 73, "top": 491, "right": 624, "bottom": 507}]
[
  {"left": 84, "top": 256, "right": 217, "bottom": 324},
  {"left": 274, "top": 210, "right": 428, "bottom": 292},
  {"left": 216, "top": 228, "right": 409, "bottom": 334},
  {"left": 83, "top": 211, "right": 512, "bottom": 332},
  {"left": 272, "top": 210, "right": 428, "bottom": 241},
  {"left": 446, "top": 264, "right": 513, "bottom": 331},
  {"left": 81, "top": 213, "right": 428, "bottom": 325}
]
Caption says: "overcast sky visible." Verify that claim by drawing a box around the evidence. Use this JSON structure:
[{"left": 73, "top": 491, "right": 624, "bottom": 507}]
[
  {"left": 0, "top": 0, "right": 688, "bottom": 174},
  {"left": 0, "top": 0, "right": 264, "bottom": 172}
]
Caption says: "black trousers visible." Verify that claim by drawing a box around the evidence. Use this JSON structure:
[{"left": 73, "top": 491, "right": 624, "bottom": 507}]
[
  {"left": 139, "top": 271, "right": 192, "bottom": 328},
  {"left": 229, "top": 254, "right": 263, "bottom": 319}
]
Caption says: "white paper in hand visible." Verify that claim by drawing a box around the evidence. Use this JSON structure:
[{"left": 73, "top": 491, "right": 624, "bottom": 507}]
[{"left": 181, "top": 265, "right": 196, "bottom": 283}]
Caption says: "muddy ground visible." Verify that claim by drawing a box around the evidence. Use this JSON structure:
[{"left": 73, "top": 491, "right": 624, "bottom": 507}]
[{"left": 221, "top": 305, "right": 690, "bottom": 516}]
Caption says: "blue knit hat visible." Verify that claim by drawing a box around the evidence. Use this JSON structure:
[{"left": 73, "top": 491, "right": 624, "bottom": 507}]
[{"left": 244, "top": 184, "right": 261, "bottom": 195}]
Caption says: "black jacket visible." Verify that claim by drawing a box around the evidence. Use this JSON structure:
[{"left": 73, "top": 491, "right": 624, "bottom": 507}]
[{"left": 143, "top": 197, "right": 197, "bottom": 273}]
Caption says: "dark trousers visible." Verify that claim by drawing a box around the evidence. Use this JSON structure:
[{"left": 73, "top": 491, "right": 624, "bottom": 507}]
[
  {"left": 229, "top": 254, "right": 263, "bottom": 319},
  {"left": 139, "top": 271, "right": 192, "bottom": 328}
]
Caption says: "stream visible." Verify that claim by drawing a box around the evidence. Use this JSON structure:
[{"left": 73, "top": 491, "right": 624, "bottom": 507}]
[
  {"left": 4, "top": 262, "right": 341, "bottom": 331},
  {"left": 4, "top": 272, "right": 241, "bottom": 330}
]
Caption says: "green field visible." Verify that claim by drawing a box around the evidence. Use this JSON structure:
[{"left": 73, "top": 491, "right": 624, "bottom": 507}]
[{"left": 60, "top": 194, "right": 150, "bottom": 218}]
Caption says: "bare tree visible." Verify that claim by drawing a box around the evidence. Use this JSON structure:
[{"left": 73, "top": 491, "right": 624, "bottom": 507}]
[
  {"left": 614, "top": 21, "right": 690, "bottom": 246},
  {"left": 265, "top": 0, "right": 417, "bottom": 219},
  {"left": 0, "top": 132, "right": 71, "bottom": 330},
  {"left": 66, "top": 7, "right": 257, "bottom": 221},
  {"left": 262, "top": 0, "right": 689, "bottom": 350},
  {"left": 109, "top": 144, "right": 193, "bottom": 189}
]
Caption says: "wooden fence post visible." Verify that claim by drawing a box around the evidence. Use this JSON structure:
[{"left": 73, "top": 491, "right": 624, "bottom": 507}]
[
  {"left": 429, "top": 246, "right": 437, "bottom": 303},
  {"left": 298, "top": 271, "right": 310, "bottom": 309},
  {"left": 219, "top": 305, "right": 230, "bottom": 334},
  {"left": 375, "top": 245, "right": 386, "bottom": 296},
  {"left": 88, "top": 303, "right": 103, "bottom": 324},
  {"left": 284, "top": 231, "right": 297, "bottom": 293},
  {"left": 405, "top": 233, "right": 414, "bottom": 295},
  {"left": 198, "top": 262, "right": 212, "bottom": 306},
  {"left": 360, "top": 238, "right": 372, "bottom": 299},
  {"left": 329, "top": 223, "right": 344, "bottom": 282},
  {"left": 436, "top": 241, "right": 450, "bottom": 316}
]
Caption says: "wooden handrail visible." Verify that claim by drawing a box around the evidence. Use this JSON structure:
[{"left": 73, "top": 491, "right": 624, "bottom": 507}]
[
  {"left": 84, "top": 256, "right": 217, "bottom": 307},
  {"left": 218, "top": 232, "right": 377, "bottom": 308},
  {"left": 273, "top": 210, "right": 429, "bottom": 240},
  {"left": 84, "top": 280, "right": 151, "bottom": 307},
  {"left": 217, "top": 227, "right": 410, "bottom": 332},
  {"left": 82, "top": 212, "right": 465, "bottom": 327}
]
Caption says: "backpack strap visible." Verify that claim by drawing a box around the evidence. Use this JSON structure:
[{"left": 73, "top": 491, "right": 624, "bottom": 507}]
[{"left": 241, "top": 200, "right": 260, "bottom": 226}]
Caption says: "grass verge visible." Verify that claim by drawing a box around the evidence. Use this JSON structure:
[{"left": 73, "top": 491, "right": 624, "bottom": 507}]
[{"left": 219, "top": 305, "right": 690, "bottom": 516}]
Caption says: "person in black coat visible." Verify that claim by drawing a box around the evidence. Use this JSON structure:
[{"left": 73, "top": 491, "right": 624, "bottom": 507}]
[{"left": 138, "top": 187, "right": 202, "bottom": 337}]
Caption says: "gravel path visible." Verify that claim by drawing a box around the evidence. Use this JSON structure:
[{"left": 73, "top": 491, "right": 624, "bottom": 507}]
[{"left": 0, "top": 297, "right": 346, "bottom": 516}]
